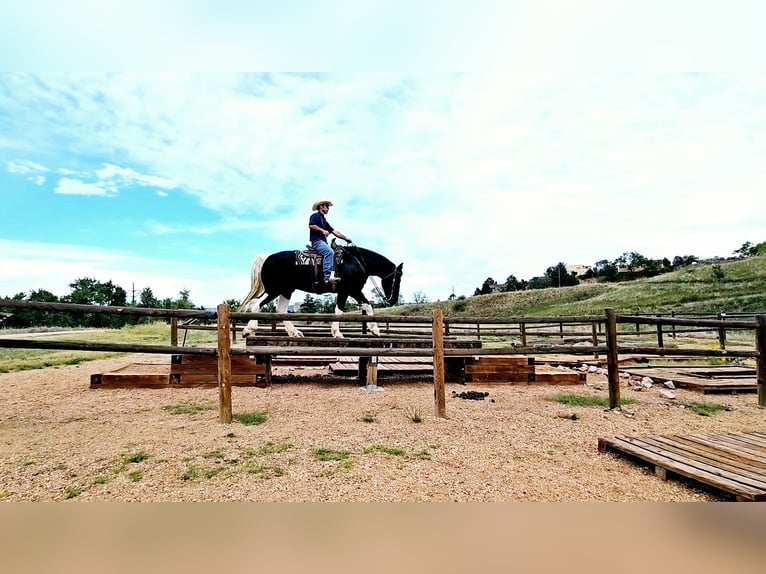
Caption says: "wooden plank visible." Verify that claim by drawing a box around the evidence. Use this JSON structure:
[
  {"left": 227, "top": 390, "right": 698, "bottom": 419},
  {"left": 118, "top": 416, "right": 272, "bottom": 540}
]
[
  {"left": 598, "top": 432, "right": 766, "bottom": 501},
  {"left": 600, "top": 437, "right": 765, "bottom": 500},
  {"left": 635, "top": 436, "right": 766, "bottom": 489},
  {"left": 650, "top": 436, "right": 766, "bottom": 480},
  {"left": 469, "top": 356, "right": 534, "bottom": 365},
  {"left": 466, "top": 373, "right": 534, "bottom": 383},
  {"left": 533, "top": 372, "right": 585, "bottom": 384},
  {"left": 465, "top": 365, "right": 535, "bottom": 374},
  {"left": 679, "top": 435, "right": 766, "bottom": 469}
]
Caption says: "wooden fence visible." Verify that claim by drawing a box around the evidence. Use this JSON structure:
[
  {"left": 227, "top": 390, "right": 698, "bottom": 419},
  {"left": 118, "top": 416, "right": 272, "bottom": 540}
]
[{"left": 1, "top": 299, "right": 764, "bottom": 423}]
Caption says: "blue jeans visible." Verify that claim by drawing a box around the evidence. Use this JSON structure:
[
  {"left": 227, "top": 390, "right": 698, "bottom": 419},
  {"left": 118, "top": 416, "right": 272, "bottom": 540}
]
[{"left": 312, "top": 240, "right": 334, "bottom": 279}]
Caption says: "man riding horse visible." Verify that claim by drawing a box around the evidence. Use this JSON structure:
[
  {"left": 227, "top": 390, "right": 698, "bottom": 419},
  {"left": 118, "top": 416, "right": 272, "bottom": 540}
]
[{"left": 308, "top": 200, "right": 352, "bottom": 285}]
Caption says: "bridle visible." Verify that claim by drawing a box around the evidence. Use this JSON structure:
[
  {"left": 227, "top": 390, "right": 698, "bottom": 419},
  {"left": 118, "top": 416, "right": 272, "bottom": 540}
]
[{"left": 345, "top": 246, "right": 400, "bottom": 306}]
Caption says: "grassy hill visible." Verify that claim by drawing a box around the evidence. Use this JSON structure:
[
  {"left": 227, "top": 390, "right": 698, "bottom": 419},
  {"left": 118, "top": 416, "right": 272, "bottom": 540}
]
[{"left": 387, "top": 256, "right": 766, "bottom": 318}]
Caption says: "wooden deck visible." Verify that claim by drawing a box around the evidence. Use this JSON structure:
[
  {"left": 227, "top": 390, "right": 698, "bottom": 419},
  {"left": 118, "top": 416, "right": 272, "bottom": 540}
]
[
  {"left": 622, "top": 365, "right": 757, "bottom": 394},
  {"left": 598, "top": 431, "right": 766, "bottom": 501}
]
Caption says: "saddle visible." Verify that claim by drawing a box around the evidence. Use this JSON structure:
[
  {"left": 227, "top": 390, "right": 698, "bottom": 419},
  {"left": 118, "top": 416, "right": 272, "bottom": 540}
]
[{"left": 294, "top": 240, "right": 345, "bottom": 287}]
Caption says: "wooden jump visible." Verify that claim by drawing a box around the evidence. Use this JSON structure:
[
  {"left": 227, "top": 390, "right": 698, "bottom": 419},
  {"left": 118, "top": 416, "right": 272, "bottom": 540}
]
[
  {"left": 90, "top": 354, "right": 270, "bottom": 388},
  {"left": 598, "top": 431, "right": 766, "bottom": 501}
]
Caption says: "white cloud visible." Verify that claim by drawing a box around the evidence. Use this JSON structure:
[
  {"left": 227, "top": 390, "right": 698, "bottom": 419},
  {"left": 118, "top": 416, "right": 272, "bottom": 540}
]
[
  {"left": 6, "top": 159, "right": 48, "bottom": 174},
  {"left": 54, "top": 178, "right": 109, "bottom": 196},
  {"left": 96, "top": 163, "right": 176, "bottom": 189}
]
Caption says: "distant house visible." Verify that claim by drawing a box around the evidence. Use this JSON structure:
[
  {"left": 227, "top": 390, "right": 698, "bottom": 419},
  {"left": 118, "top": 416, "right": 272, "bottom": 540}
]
[
  {"left": 0, "top": 312, "right": 12, "bottom": 324},
  {"left": 565, "top": 264, "right": 592, "bottom": 278}
]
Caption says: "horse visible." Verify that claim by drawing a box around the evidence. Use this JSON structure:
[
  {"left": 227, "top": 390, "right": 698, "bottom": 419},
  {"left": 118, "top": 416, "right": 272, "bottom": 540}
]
[{"left": 239, "top": 243, "right": 403, "bottom": 338}]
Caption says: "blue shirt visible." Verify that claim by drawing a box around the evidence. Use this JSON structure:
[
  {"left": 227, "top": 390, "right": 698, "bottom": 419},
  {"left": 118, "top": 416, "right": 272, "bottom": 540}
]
[{"left": 309, "top": 212, "right": 334, "bottom": 243}]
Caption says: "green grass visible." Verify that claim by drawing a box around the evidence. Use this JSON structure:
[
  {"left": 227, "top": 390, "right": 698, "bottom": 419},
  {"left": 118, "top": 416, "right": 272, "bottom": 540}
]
[
  {"left": 363, "top": 445, "right": 406, "bottom": 456},
  {"left": 163, "top": 402, "right": 217, "bottom": 416},
  {"left": 181, "top": 464, "right": 224, "bottom": 481},
  {"left": 127, "top": 471, "right": 143, "bottom": 482},
  {"left": 405, "top": 406, "right": 423, "bottom": 423},
  {"left": 313, "top": 448, "right": 351, "bottom": 462},
  {"left": 124, "top": 451, "right": 150, "bottom": 464},
  {"left": 550, "top": 394, "right": 637, "bottom": 408},
  {"left": 684, "top": 401, "right": 732, "bottom": 416},
  {"left": 254, "top": 442, "right": 293, "bottom": 456},
  {"left": 64, "top": 487, "right": 82, "bottom": 499},
  {"left": 233, "top": 411, "right": 268, "bottom": 426}
]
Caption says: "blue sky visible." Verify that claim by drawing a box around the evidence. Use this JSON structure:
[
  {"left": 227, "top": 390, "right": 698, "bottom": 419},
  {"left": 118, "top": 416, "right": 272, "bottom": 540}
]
[{"left": 1, "top": 2, "right": 765, "bottom": 307}]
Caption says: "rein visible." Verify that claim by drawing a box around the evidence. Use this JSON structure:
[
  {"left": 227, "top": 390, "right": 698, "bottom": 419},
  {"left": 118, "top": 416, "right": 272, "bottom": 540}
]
[{"left": 346, "top": 247, "right": 399, "bottom": 306}]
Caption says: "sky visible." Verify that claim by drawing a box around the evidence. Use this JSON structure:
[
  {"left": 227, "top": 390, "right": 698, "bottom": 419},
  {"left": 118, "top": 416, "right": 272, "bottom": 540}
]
[{"left": 1, "top": 2, "right": 765, "bottom": 308}]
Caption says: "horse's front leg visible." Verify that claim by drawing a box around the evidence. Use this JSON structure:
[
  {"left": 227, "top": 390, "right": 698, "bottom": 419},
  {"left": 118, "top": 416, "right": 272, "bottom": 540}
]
[
  {"left": 331, "top": 294, "right": 348, "bottom": 338},
  {"left": 277, "top": 295, "right": 304, "bottom": 337},
  {"left": 359, "top": 303, "right": 380, "bottom": 336},
  {"left": 351, "top": 288, "right": 379, "bottom": 335}
]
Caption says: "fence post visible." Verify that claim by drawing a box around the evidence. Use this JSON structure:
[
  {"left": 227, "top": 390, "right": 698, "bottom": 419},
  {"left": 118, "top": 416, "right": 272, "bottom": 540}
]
[
  {"left": 217, "top": 304, "right": 232, "bottom": 424},
  {"left": 757, "top": 315, "right": 766, "bottom": 408},
  {"left": 656, "top": 314, "right": 664, "bottom": 355},
  {"left": 605, "top": 308, "right": 621, "bottom": 410},
  {"left": 520, "top": 322, "right": 527, "bottom": 347},
  {"left": 432, "top": 309, "right": 446, "bottom": 418},
  {"left": 718, "top": 312, "right": 727, "bottom": 350},
  {"left": 170, "top": 307, "right": 178, "bottom": 347},
  {"left": 591, "top": 321, "right": 599, "bottom": 360}
]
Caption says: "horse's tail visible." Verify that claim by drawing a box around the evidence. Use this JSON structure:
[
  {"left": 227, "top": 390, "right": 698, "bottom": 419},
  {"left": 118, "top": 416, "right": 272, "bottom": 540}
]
[{"left": 238, "top": 254, "right": 267, "bottom": 312}]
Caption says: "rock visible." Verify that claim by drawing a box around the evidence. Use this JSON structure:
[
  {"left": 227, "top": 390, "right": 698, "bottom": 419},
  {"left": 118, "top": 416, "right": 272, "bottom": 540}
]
[
  {"left": 641, "top": 377, "right": 654, "bottom": 388},
  {"left": 588, "top": 365, "right": 599, "bottom": 373},
  {"left": 663, "top": 380, "right": 676, "bottom": 389},
  {"left": 659, "top": 389, "right": 676, "bottom": 400}
]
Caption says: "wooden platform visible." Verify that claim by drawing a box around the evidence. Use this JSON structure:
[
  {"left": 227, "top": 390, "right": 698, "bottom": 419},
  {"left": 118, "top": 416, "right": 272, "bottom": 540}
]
[
  {"left": 598, "top": 431, "right": 766, "bottom": 501},
  {"left": 90, "top": 354, "right": 270, "bottom": 388},
  {"left": 623, "top": 365, "right": 757, "bottom": 394},
  {"left": 458, "top": 355, "right": 585, "bottom": 386}
]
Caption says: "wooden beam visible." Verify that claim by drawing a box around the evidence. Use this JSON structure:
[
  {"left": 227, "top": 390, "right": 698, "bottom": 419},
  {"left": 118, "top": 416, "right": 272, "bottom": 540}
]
[
  {"left": 217, "top": 304, "right": 232, "bottom": 424},
  {"left": 432, "top": 309, "right": 446, "bottom": 418},
  {"left": 605, "top": 308, "right": 621, "bottom": 410}
]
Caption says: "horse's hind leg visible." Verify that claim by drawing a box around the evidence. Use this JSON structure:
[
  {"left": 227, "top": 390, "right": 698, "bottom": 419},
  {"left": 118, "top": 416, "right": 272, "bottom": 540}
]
[
  {"left": 242, "top": 293, "right": 278, "bottom": 337},
  {"left": 277, "top": 295, "right": 304, "bottom": 337}
]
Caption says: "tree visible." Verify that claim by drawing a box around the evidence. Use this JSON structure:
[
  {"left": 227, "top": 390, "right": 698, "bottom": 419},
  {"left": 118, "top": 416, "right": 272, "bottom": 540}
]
[
  {"left": 593, "top": 259, "right": 619, "bottom": 281},
  {"left": 300, "top": 294, "right": 318, "bottom": 313},
  {"left": 412, "top": 291, "right": 428, "bottom": 304},
  {"left": 528, "top": 275, "right": 552, "bottom": 290},
  {"left": 139, "top": 287, "right": 159, "bottom": 308},
  {"left": 544, "top": 262, "right": 579, "bottom": 288},
  {"left": 733, "top": 241, "right": 754, "bottom": 258},
  {"left": 479, "top": 277, "right": 497, "bottom": 295},
  {"left": 673, "top": 255, "right": 699, "bottom": 267},
  {"left": 503, "top": 275, "right": 523, "bottom": 292}
]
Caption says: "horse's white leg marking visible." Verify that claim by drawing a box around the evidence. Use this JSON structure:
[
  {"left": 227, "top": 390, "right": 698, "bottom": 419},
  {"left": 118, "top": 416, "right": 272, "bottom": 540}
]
[
  {"left": 242, "top": 299, "right": 260, "bottom": 337},
  {"left": 360, "top": 303, "right": 380, "bottom": 336},
  {"left": 279, "top": 295, "right": 303, "bottom": 338},
  {"left": 331, "top": 306, "right": 344, "bottom": 338}
]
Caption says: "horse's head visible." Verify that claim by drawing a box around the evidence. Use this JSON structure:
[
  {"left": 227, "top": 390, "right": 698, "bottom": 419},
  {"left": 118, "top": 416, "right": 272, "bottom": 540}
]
[{"left": 382, "top": 263, "right": 403, "bottom": 306}]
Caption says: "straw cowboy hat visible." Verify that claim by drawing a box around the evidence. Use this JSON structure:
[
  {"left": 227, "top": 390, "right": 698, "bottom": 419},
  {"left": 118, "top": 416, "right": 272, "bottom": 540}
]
[{"left": 312, "top": 200, "right": 334, "bottom": 210}]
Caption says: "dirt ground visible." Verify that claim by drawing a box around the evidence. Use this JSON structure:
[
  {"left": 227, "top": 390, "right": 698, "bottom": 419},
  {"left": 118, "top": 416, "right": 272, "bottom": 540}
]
[{"left": 0, "top": 354, "right": 763, "bottom": 502}]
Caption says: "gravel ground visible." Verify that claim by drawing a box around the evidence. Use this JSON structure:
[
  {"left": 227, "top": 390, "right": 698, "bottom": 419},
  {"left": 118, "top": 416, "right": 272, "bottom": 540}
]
[{"left": 0, "top": 354, "right": 763, "bottom": 502}]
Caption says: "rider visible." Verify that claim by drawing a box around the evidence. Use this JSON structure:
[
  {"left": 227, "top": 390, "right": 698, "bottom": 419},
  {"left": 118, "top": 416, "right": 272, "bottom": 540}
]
[{"left": 308, "top": 200, "right": 352, "bottom": 283}]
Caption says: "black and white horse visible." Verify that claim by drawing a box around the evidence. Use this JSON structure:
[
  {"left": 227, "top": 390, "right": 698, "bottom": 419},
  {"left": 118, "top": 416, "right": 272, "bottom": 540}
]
[{"left": 239, "top": 245, "right": 403, "bottom": 338}]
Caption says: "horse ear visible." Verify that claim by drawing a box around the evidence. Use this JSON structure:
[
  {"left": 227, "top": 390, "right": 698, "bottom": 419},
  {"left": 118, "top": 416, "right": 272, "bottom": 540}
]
[{"left": 397, "top": 263, "right": 403, "bottom": 271}]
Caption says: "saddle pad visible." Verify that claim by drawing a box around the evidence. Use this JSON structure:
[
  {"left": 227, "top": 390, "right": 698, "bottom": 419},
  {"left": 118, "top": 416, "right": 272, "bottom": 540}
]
[{"left": 295, "top": 251, "right": 322, "bottom": 266}]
